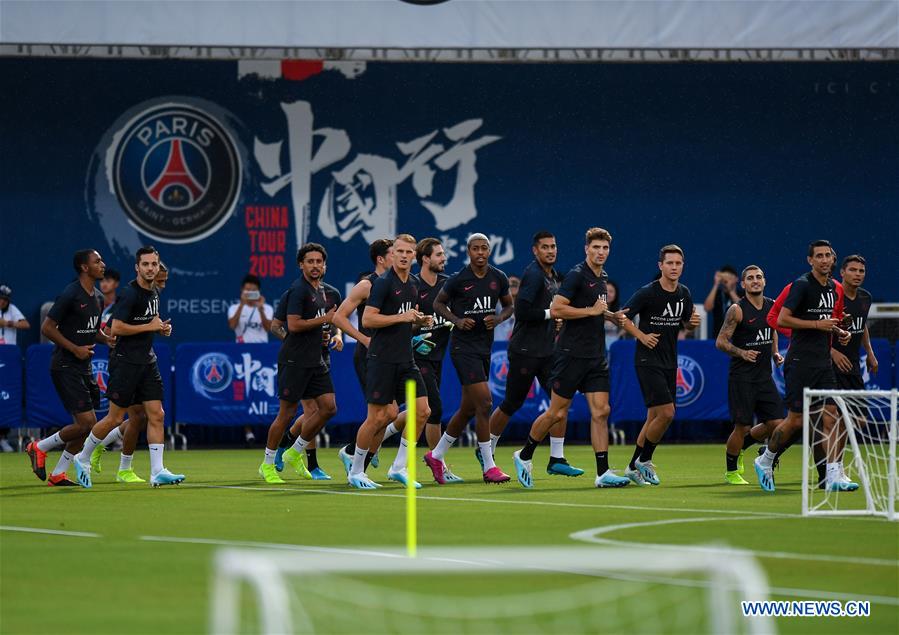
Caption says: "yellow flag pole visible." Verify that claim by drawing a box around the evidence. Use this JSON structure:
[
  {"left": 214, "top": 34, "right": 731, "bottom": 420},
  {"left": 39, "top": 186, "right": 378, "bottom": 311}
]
[{"left": 405, "top": 379, "right": 417, "bottom": 558}]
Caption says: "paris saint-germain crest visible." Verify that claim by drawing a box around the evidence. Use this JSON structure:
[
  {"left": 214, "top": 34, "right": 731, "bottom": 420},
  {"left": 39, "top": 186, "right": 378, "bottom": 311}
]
[{"left": 111, "top": 103, "right": 241, "bottom": 243}]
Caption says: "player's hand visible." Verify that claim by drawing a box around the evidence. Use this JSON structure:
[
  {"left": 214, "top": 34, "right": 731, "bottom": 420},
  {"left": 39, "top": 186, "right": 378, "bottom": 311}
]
[
  {"left": 322, "top": 306, "right": 337, "bottom": 324},
  {"left": 831, "top": 348, "right": 853, "bottom": 373},
  {"left": 160, "top": 319, "right": 173, "bottom": 337},
  {"left": 739, "top": 349, "right": 760, "bottom": 363},
  {"left": 639, "top": 332, "right": 660, "bottom": 349},
  {"left": 816, "top": 318, "right": 839, "bottom": 331},
  {"left": 866, "top": 353, "right": 879, "bottom": 374},
  {"left": 688, "top": 309, "right": 701, "bottom": 328},
  {"left": 402, "top": 309, "right": 424, "bottom": 324},
  {"left": 610, "top": 310, "right": 628, "bottom": 328},
  {"left": 773, "top": 352, "right": 784, "bottom": 367},
  {"left": 840, "top": 313, "right": 852, "bottom": 329},
  {"left": 835, "top": 328, "right": 851, "bottom": 346},
  {"left": 361, "top": 335, "right": 372, "bottom": 348},
  {"left": 456, "top": 318, "right": 476, "bottom": 331},
  {"left": 483, "top": 314, "right": 497, "bottom": 329},
  {"left": 148, "top": 315, "right": 165, "bottom": 332},
  {"left": 415, "top": 314, "right": 434, "bottom": 328},
  {"left": 330, "top": 335, "right": 343, "bottom": 351},
  {"left": 73, "top": 344, "right": 95, "bottom": 360},
  {"left": 591, "top": 298, "right": 608, "bottom": 316}
]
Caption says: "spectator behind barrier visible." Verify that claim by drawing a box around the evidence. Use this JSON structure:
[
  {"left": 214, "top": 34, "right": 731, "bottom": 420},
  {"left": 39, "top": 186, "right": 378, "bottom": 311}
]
[{"left": 703, "top": 264, "right": 743, "bottom": 337}]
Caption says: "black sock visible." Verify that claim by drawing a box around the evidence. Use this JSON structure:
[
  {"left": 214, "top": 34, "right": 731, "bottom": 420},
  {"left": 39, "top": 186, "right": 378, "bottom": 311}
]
[
  {"left": 279, "top": 430, "right": 297, "bottom": 449},
  {"left": 629, "top": 445, "right": 643, "bottom": 470},
  {"left": 742, "top": 434, "right": 758, "bottom": 450},
  {"left": 306, "top": 448, "right": 319, "bottom": 471},
  {"left": 774, "top": 429, "right": 800, "bottom": 461},
  {"left": 345, "top": 443, "right": 356, "bottom": 455},
  {"left": 519, "top": 436, "right": 539, "bottom": 462},
  {"left": 726, "top": 452, "right": 739, "bottom": 472},
  {"left": 595, "top": 451, "right": 609, "bottom": 475},
  {"left": 639, "top": 440, "right": 657, "bottom": 463},
  {"left": 364, "top": 451, "right": 375, "bottom": 470}
]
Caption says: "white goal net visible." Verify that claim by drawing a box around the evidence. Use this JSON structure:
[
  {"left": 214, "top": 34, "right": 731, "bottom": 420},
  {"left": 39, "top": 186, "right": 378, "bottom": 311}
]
[
  {"left": 802, "top": 389, "right": 898, "bottom": 520},
  {"left": 209, "top": 546, "right": 774, "bottom": 635}
]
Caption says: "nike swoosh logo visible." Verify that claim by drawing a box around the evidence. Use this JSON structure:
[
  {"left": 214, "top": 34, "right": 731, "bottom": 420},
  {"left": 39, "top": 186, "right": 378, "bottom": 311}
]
[
  {"left": 748, "top": 318, "right": 757, "bottom": 323},
  {"left": 588, "top": 283, "right": 596, "bottom": 288},
  {"left": 394, "top": 290, "right": 402, "bottom": 295},
  {"left": 464, "top": 285, "right": 474, "bottom": 291},
  {"left": 420, "top": 293, "right": 428, "bottom": 298},
  {"left": 80, "top": 304, "right": 87, "bottom": 308}
]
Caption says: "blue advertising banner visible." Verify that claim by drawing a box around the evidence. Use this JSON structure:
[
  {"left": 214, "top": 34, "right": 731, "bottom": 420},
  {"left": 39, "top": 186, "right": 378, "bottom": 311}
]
[
  {"left": 25, "top": 344, "right": 173, "bottom": 427},
  {"left": 2, "top": 58, "right": 897, "bottom": 350},
  {"left": 609, "top": 340, "right": 731, "bottom": 423},
  {"left": 0, "top": 346, "right": 23, "bottom": 427}
]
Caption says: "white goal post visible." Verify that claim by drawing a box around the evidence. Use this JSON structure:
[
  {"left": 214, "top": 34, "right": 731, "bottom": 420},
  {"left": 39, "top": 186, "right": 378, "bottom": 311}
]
[
  {"left": 802, "top": 389, "right": 898, "bottom": 521},
  {"left": 209, "top": 546, "right": 775, "bottom": 635}
]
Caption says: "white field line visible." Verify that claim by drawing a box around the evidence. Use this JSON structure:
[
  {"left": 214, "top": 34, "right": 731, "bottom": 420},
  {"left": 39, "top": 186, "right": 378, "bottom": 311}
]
[
  {"left": 570, "top": 515, "right": 899, "bottom": 567},
  {"left": 0, "top": 525, "right": 102, "bottom": 538},
  {"left": 185, "top": 482, "right": 804, "bottom": 518}
]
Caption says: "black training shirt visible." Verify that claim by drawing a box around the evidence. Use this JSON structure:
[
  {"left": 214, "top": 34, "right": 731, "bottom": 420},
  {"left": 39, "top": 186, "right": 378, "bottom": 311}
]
[
  {"left": 555, "top": 261, "right": 607, "bottom": 360},
  {"left": 412, "top": 272, "right": 450, "bottom": 362},
  {"left": 367, "top": 268, "right": 419, "bottom": 363},
  {"left": 280, "top": 276, "right": 328, "bottom": 368},
  {"left": 111, "top": 280, "right": 160, "bottom": 365},
  {"left": 624, "top": 280, "right": 694, "bottom": 369},
  {"left": 443, "top": 265, "right": 510, "bottom": 357},
  {"left": 728, "top": 297, "right": 775, "bottom": 382},
  {"left": 47, "top": 280, "right": 103, "bottom": 370},
  {"left": 832, "top": 288, "right": 872, "bottom": 377},
  {"left": 783, "top": 273, "right": 838, "bottom": 369},
  {"left": 510, "top": 260, "right": 563, "bottom": 358}
]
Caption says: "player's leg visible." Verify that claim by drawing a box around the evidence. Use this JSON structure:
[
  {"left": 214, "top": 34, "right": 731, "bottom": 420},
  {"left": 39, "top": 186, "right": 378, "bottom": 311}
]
[
  {"left": 349, "top": 403, "right": 390, "bottom": 489},
  {"left": 586, "top": 391, "right": 629, "bottom": 488},
  {"left": 724, "top": 380, "right": 753, "bottom": 484},
  {"left": 387, "top": 366, "right": 431, "bottom": 488},
  {"left": 116, "top": 409, "right": 146, "bottom": 483},
  {"left": 426, "top": 353, "right": 481, "bottom": 481},
  {"left": 627, "top": 367, "right": 674, "bottom": 485},
  {"left": 543, "top": 356, "right": 584, "bottom": 476},
  {"left": 512, "top": 391, "right": 571, "bottom": 488},
  {"left": 260, "top": 361, "right": 303, "bottom": 483},
  {"left": 488, "top": 352, "right": 537, "bottom": 454},
  {"left": 142, "top": 397, "right": 183, "bottom": 486},
  {"left": 285, "top": 376, "right": 337, "bottom": 479}
]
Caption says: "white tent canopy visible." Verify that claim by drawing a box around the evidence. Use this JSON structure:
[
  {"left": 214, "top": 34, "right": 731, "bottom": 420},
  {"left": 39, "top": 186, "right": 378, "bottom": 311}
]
[{"left": 2, "top": 0, "right": 897, "bottom": 50}]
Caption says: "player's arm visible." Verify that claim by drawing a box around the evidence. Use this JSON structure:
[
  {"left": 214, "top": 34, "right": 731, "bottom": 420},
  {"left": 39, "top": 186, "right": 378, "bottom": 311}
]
[
  {"left": 777, "top": 306, "right": 839, "bottom": 332},
  {"left": 287, "top": 306, "right": 334, "bottom": 334},
  {"left": 111, "top": 318, "right": 166, "bottom": 336},
  {"left": 549, "top": 294, "right": 604, "bottom": 320},
  {"left": 771, "top": 329, "right": 784, "bottom": 366},
  {"left": 514, "top": 273, "right": 550, "bottom": 321},
  {"left": 493, "top": 292, "right": 515, "bottom": 325},
  {"left": 270, "top": 318, "right": 287, "bottom": 341},
  {"left": 862, "top": 327, "right": 878, "bottom": 373},
  {"left": 362, "top": 305, "right": 420, "bottom": 329},
  {"left": 40, "top": 316, "right": 95, "bottom": 360},
  {"left": 331, "top": 280, "right": 371, "bottom": 346},
  {"left": 681, "top": 294, "right": 700, "bottom": 331},
  {"left": 715, "top": 304, "right": 756, "bottom": 362},
  {"left": 433, "top": 288, "right": 469, "bottom": 329}
]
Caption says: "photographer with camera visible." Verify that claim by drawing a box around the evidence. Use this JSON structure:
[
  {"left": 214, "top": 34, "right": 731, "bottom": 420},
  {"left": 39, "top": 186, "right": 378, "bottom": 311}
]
[{"left": 227, "top": 274, "right": 274, "bottom": 446}]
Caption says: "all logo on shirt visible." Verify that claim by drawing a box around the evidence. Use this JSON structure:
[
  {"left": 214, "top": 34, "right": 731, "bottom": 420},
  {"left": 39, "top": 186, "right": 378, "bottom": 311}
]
[
  {"left": 662, "top": 300, "right": 684, "bottom": 318},
  {"left": 473, "top": 296, "right": 493, "bottom": 311},
  {"left": 755, "top": 328, "right": 772, "bottom": 343},
  {"left": 144, "top": 298, "right": 160, "bottom": 316},
  {"left": 87, "top": 316, "right": 99, "bottom": 330},
  {"left": 818, "top": 292, "right": 835, "bottom": 310}
]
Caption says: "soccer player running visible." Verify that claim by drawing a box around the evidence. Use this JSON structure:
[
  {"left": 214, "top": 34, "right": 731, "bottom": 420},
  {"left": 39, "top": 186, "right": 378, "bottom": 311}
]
[
  {"left": 89, "top": 262, "right": 170, "bottom": 483},
  {"left": 493, "top": 230, "right": 584, "bottom": 478},
  {"left": 829, "top": 254, "right": 876, "bottom": 487},
  {"left": 332, "top": 239, "right": 395, "bottom": 473},
  {"left": 754, "top": 240, "right": 852, "bottom": 492},
  {"left": 26, "top": 249, "right": 114, "bottom": 486},
  {"left": 715, "top": 265, "right": 785, "bottom": 485},
  {"left": 73, "top": 247, "right": 183, "bottom": 488},
  {"left": 272, "top": 269, "right": 343, "bottom": 480},
  {"left": 620, "top": 245, "right": 701, "bottom": 486},
  {"left": 259, "top": 244, "right": 338, "bottom": 484},
  {"left": 347, "top": 234, "right": 433, "bottom": 489},
  {"left": 424, "top": 233, "right": 514, "bottom": 484},
  {"left": 511, "top": 228, "right": 630, "bottom": 488}
]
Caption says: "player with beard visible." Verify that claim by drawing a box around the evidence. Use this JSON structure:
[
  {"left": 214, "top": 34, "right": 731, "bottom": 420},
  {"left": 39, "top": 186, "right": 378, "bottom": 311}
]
[
  {"left": 258, "top": 244, "right": 337, "bottom": 484},
  {"left": 511, "top": 228, "right": 630, "bottom": 489},
  {"left": 424, "top": 233, "right": 514, "bottom": 484},
  {"left": 73, "top": 247, "right": 182, "bottom": 488},
  {"left": 348, "top": 234, "right": 432, "bottom": 489},
  {"left": 715, "top": 265, "right": 785, "bottom": 485},
  {"left": 754, "top": 240, "right": 852, "bottom": 492},
  {"left": 332, "top": 239, "right": 395, "bottom": 473},
  {"left": 490, "top": 231, "right": 584, "bottom": 478},
  {"left": 88, "top": 262, "right": 170, "bottom": 483},
  {"left": 26, "top": 249, "right": 114, "bottom": 486},
  {"left": 620, "top": 245, "right": 701, "bottom": 486}
]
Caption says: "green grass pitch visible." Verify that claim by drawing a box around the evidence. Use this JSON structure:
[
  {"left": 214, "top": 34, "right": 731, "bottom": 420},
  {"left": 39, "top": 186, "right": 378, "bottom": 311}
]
[{"left": 1, "top": 444, "right": 896, "bottom": 634}]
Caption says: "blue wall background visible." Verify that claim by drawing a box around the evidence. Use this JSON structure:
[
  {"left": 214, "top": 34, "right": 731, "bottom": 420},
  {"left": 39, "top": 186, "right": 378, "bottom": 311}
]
[{"left": 2, "top": 59, "right": 897, "bottom": 347}]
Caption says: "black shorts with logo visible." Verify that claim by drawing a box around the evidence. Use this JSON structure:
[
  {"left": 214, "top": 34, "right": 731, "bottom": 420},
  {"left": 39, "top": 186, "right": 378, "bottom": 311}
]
[
  {"left": 450, "top": 350, "right": 490, "bottom": 386},
  {"left": 366, "top": 359, "right": 427, "bottom": 405},
  {"left": 784, "top": 362, "right": 837, "bottom": 413},
  {"left": 500, "top": 353, "right": 553, "bottom": 415},
  {"left": 106, "top": 359, "right": 164, "bottom": 408},
  {"left": 834, "top": 371, "right": 864, "bottom": 391},
  {"left": 277, "top": 362, "right": 334, "bottom": 403},
  {"left": 51, "top": 365, "right": 101, "bottom": 414},
  {"left": 549, "top": 354, "right": 610, "bottom": 400},
  {"left": 728, "top": 378, "right": 785, "bottom": 425},
  {"left": 416, "top": 358, "right": 444, "bottom": 424},
  {"left": 635, "top": 366, "right": 676, "bottom": 408}
]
